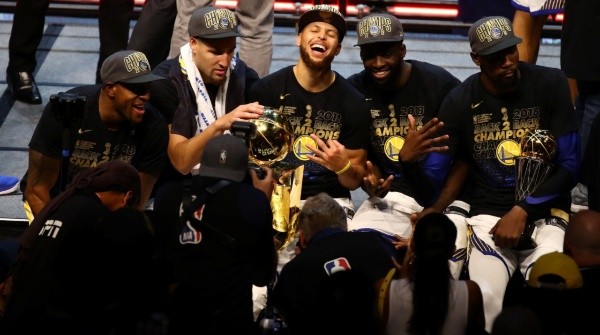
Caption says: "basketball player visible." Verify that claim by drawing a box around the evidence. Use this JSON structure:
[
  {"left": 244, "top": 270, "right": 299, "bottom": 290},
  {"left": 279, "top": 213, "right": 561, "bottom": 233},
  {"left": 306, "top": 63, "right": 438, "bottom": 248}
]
[
  {"left": 404, "top": 16, "right": 579, "bottom": 332},
  {"left": 346, "top": 12, "right": 462, "bottom": 254},
  {"left": 248, "top": 4, "right": 370, "bottom": 218}
]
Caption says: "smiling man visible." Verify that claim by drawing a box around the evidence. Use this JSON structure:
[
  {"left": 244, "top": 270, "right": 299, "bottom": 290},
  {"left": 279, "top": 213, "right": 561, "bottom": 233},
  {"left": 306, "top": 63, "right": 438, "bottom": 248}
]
[
  {"left": 248, "top": 4, "right": 370, "bottom": 217},
  {"left": 22, "top": 50, "right": 168, "bottom": 219},
  {"left": 346, "top": 13, "right": 461, "bottom": 247}
]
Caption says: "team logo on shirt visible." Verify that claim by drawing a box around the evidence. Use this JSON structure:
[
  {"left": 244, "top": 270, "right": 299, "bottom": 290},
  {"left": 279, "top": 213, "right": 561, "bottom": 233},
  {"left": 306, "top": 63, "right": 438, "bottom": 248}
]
[
  {"left": 496, "top": 139, "right": 521, "bottom": 166},
  {"left": 324, "top": 257, "right": 352, "bottom": 275},
  {"left": 293, "top": 135, "right": 317, "bottom": 160},
  {"left": 384, "top": 136, "right": 404, "bottom": 161}
]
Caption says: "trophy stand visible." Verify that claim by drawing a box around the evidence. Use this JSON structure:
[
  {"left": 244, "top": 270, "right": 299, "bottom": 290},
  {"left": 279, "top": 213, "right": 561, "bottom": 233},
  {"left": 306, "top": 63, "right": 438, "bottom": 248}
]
[
  {"left": 247, "top": 107, "right": 303, "bottom": 251},
  {"left": 513, "top": 129, "right": 556, "bottom": 250}
]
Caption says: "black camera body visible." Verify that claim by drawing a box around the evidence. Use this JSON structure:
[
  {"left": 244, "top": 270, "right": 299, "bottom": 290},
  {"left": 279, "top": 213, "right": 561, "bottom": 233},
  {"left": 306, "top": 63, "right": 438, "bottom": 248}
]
[
  {"left": 49, "top": 92, "right": 87, "bottom": 124},
  {"left": 231, "top": 121, "right": 266, "bottom": 179}
]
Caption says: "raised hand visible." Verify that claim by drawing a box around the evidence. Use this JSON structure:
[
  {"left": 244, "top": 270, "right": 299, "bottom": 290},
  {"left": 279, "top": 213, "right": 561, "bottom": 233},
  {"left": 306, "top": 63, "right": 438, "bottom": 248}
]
[
  {"left": 305, "top": 134, "right": 349, "bottom": 173},
  {"left": 399, "top": 114, "right": 449, "bottom": 163}
]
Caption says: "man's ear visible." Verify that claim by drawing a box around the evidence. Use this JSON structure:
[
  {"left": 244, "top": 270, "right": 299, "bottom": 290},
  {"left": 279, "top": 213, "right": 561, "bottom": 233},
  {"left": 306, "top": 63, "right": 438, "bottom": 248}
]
[
  {"left": 124, "top": 190, "right": 134, "bottom": 207},
  {"left": 295, "top": 34, "right": 301, "bottom": 47},
  {"left": 103, "top": 83, "right": 117, "bottom": 97},
  {"left": 334, "top": 42, "right": 342, "bottom": 56},
  {"left": 400, "top": 43, "right": 407, "bottom": 58},
  {"left": 470, "top": 52, "right": 480, "bottom": 66},
  {"left": 299, "top": 230, "right": 308, "bottom": 249}
]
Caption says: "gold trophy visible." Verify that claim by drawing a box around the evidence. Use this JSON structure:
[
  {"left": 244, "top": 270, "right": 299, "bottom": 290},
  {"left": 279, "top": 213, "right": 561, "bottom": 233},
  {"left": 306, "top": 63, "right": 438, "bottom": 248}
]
[
  {"left": 513, "top": 129, "right": 556, "bottom": 250},
  {"left": 248, "top": 106, "right": 303, "bottom": 250}
]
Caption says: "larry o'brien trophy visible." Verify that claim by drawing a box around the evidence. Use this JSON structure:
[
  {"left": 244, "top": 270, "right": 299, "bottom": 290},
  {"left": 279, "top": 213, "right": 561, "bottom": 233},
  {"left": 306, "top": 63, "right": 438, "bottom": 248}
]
[
  {"left": 514, "top": 129, "right": 556, "bottom": 250},
  {"left": 248, "top": 107, "right": 303, "bottom": 251}
]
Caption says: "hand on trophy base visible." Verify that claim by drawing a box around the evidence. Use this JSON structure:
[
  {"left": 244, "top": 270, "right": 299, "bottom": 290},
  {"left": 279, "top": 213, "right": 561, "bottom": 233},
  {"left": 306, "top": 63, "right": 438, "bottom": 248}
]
[{"left": 512, "top": 221, "right": 537, "bottom": 251}]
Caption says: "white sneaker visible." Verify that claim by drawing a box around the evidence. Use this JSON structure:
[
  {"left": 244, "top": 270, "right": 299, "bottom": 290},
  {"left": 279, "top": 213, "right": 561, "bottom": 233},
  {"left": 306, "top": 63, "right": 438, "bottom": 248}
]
[{"left": 571, "top": 183, "right": 589, "bottom": 213}]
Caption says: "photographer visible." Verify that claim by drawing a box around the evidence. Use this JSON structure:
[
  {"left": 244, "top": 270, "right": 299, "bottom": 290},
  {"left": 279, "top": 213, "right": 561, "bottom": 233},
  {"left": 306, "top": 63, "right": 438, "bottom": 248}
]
[
  {"left": 151, "top": 134, "right": 277, "bottom": 335},
  {"left": 22, "top": 50, "right": 169, "bottom": 219}
]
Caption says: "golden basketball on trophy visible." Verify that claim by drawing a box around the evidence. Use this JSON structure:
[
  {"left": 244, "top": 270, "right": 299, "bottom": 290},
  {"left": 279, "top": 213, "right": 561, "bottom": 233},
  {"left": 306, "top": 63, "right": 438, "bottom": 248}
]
[
  {"left": 519, "top": 129, "right": 557, "bottom": 162},
  {"left": 248, "top": 106, "right": 294, "bottom": 167}
]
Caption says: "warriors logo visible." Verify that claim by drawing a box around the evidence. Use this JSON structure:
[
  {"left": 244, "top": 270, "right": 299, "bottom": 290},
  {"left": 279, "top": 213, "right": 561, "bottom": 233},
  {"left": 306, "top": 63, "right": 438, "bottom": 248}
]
[
  {"left": 384, "top": 136, "right": 404, "bottom": 162},
  {"left": 496, "top": 139, "right": 521, "bottom": 166},
  {"left": 293, "top": 135, "right": 317, "bottom": 160}
]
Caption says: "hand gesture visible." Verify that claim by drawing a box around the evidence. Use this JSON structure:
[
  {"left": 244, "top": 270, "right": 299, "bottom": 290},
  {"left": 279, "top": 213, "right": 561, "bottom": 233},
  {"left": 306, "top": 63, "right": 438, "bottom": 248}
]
[
  {"left": 489, "top": 205, "right": 528, "bottom": 248},
  {"left": 305, "top": 134, "right": 349, "bottom": 173},
  {"left": 362, "top": 160, "right": 393, "bottom": 198},
  {"left": 399, "top": 114, "right": 449, "bottom": 163}
]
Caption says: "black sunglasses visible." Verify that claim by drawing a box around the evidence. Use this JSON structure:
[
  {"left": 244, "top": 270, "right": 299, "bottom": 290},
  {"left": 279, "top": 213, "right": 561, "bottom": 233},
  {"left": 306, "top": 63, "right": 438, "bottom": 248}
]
[{"left": 118, "top": 82, "right": 151, "bottom": 96}]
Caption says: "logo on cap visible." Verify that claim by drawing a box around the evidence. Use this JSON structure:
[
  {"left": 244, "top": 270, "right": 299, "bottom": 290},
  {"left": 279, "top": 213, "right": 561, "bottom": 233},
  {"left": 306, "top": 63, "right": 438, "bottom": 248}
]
[
  {"left": 124, "top": 52, "right": 151, "bottom": 75},
  {"left": 359, "top": 15, "right": 393, "bottom": 39},
  {"left": 219, "top": 149, "right": 227, "bottom": 165},
  {"left": 204, "top": 8, "right": 237, "bottom": 31},
  {"left": 474, "top": 17, "right": 512, "bottom": 43}
]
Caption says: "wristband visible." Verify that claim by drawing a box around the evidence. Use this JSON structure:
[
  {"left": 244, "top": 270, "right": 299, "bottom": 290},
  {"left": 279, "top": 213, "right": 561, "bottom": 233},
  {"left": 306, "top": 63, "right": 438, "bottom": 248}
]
[{"left": 335, "top": 161, "right": 352, "bottom": 175}]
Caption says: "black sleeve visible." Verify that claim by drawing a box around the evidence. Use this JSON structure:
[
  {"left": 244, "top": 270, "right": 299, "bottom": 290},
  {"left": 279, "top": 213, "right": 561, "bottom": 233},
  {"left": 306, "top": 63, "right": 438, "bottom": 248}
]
[{"left": 149, "top": 75, "right": 179, "bottom": 124}]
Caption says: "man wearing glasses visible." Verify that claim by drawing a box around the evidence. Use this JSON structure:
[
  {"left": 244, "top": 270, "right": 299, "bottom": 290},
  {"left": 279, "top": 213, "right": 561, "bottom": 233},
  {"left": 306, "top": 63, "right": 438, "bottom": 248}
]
[{"left": 22, "top": 50, "right": 169, "bottom": 220}]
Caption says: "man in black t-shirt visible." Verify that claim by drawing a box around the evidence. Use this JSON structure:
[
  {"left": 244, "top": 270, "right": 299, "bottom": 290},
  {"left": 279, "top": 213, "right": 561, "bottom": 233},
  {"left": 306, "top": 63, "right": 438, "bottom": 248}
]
[
  {"left": 23, "top": 50, "right": 168, "bottom": 220},
  {"left": 248, "top": 4, "right": 370, "bottom": 217},
  {"left": 347, "top": 13, "right": 463, "bottom": 272},
  {"left": 403, "top": 16, "right": 579, "bottom": 332}
]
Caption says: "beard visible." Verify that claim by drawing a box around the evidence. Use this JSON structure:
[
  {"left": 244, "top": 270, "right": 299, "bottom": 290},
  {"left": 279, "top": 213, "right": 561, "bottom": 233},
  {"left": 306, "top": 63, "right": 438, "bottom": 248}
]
[{"left": 299, "top": 46, "right": 336, "bottom": 71}]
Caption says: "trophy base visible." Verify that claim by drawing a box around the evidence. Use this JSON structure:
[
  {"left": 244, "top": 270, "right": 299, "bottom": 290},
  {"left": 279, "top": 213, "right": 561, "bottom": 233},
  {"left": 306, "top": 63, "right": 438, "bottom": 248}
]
[
  {"left": 511, "top": 222, "right": 537, "bottom": 250},
  {"left": 512, "top": 235, "right": 537, "bottom": 250}
]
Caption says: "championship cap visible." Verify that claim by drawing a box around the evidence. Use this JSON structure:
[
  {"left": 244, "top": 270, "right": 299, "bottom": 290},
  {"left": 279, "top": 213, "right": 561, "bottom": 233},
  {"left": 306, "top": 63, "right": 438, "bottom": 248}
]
[
  {"left": 297, "top": 4, "right": 347, "bottom": 41},
  {"left": 199, "top": 134, "right": 248, "bottom": 182},
  {"left": 100, "top": 50, "right": 164, "bottom": 84},
  {"left": 188, "top": 6, "right": 242, "bottom": 39},
  {"left": 468, "top": 16, "right": 523, "bottom": 55},
  {"left": 354, "top": 13, "right": 404, "bottom": 47},
  {"left": 526, "top": 252, "right": 583, "bottom": 289}
]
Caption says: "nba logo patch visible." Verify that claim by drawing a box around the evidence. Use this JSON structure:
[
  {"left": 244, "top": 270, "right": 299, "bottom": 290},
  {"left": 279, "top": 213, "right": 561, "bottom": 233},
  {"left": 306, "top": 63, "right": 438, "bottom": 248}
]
[
  {"left": 323, "top": 257, "right": 351, "bottom": 275},
  {"left": 179, "top": 221, "right": 202, "bottom": 245}
]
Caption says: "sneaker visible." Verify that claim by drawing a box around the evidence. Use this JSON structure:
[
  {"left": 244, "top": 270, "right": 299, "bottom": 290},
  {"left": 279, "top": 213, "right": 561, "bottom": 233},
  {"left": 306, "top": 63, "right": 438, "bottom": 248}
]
[
  {"left": 571, "top": 183, "right": 589, "bottom": 213},
  {"left": 0, "top": 175, "right": 19, "bottom": 195}
]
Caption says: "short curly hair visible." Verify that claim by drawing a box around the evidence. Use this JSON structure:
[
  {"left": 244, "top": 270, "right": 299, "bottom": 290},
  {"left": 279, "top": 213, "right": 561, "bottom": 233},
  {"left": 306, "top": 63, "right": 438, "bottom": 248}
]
[{"left": 297, "top": 192, "right": 347, "bottom": 242}]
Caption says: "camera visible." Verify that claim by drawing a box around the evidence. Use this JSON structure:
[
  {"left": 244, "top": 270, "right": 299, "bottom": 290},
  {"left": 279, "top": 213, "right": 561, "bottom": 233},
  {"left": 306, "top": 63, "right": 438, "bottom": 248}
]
[
  {"left": 49, "top": 92, "right": 87, "bottom": 123},
  {"left": 231, "top": 121, "right": 266, "bottom": 179},
  {"left": 231, "top": 120, "right": 257, "bottom": 145}
]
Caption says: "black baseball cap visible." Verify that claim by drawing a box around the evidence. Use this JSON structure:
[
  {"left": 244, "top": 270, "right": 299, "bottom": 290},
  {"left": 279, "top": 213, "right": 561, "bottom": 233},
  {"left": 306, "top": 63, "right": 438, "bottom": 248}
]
[
  {"left": 297, "top": 4, "right": 347, "bottom": 41},
  {"left": 468, "top": 16, "right": 523, "bottom": 56},
  {"left": 355, "top": 13, "right": 404, "bottom": 47},
  {"left": 199, "top": 134, "right": 248, "bottom": 182},
  {"left": 188, "top": 6, "right": 242, "bottom": 39},
  {"left": 100, "top": 50, "right": 164, "bottom": 84}
]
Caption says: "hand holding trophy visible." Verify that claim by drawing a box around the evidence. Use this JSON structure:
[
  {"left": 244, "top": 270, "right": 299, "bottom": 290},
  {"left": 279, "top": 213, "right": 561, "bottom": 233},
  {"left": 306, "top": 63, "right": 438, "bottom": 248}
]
[
  {"left": 247, "top": 106, "right": 303, "bottom": 251},
  {"left": 513, "top": 129, "right": 556, "bottom": 250}
]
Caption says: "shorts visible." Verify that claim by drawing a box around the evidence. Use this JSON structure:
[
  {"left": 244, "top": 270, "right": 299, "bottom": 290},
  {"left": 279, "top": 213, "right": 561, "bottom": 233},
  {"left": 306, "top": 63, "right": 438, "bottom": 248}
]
[{"left": 512, "top": 0, "right": 565, "bottom": 15}]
